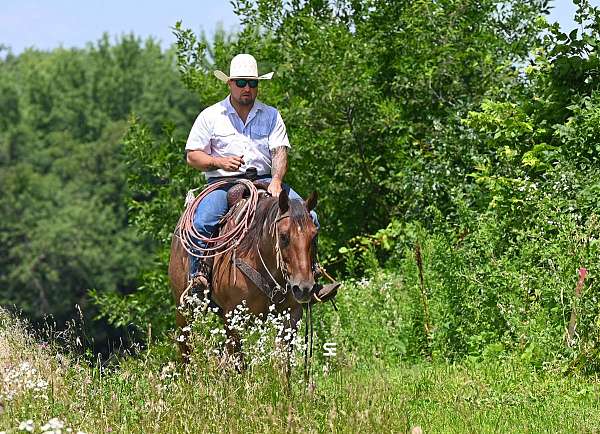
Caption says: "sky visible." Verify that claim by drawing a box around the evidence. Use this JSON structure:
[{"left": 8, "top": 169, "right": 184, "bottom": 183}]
[
  {"left": 0, "top": 0, "right": 240, "bottom": 54},
  {"left": 0, "top": 1, "right": 598, "bottom": 54}
]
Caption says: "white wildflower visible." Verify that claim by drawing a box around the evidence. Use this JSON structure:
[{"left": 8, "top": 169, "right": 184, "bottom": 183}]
[
  {"left": 18, "top": 419, "right": 35, "bottom": 432},
  {"left": 41, "top": 417, "right": 64, "bottom": 432}
]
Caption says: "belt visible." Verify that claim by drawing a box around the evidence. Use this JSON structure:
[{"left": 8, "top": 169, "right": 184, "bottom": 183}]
[{"left": 208, "top": 173, "right": 271, "bottom": 184}]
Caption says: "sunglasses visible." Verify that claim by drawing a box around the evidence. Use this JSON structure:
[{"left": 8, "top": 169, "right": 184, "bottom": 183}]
[{"left": 234, "top": 79, "right": 259, "bottom": 89}]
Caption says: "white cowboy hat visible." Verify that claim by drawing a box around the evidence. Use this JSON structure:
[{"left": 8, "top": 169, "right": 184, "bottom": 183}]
[{"left": 214, "top": 54, "right": 274, "bottom": 82}]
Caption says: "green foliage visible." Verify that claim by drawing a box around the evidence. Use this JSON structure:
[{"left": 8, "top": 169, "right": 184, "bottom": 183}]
[
  {"left": 91, "top": 119, "right": 204, "bottom": 332},
  {"left": 323, "top": 1, "right": 600, "bottom": 370},
  {"left": 117, "top": 2, "right": 600, "bottom": 373},
  {"left": 0, "top": 36, "right": 200, "bottom": 347},
  {"left": 8, "top": 306, "right": 600, "bottom": 433},
  {"left": 175, "top": 0, "right": 549, "bottom": 259},
  {"left": 5, "top": 0, "right": 600, "bottom": 376}
]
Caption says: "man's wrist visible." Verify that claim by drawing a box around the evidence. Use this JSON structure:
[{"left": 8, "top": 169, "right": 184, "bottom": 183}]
[{"left": 210, "top": 156, "right": 221, "bottom": 170}]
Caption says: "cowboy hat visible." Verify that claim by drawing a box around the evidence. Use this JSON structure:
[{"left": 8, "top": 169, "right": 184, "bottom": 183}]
[{"left": 214, "top": 54, "right": 274, "bottom": 82}]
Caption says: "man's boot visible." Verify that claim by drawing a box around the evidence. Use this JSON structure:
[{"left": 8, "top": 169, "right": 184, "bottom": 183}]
[{"left": 188, "top": 254, "right": 211, "bottom": 297}]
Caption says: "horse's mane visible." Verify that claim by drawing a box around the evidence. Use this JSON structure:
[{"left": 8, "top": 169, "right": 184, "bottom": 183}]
[{"left": 236, "top": 195, "right": 312, "bottom": 255}]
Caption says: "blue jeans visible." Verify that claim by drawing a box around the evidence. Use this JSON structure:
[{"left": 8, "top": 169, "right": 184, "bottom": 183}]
[{"left": 189, "top": 177, "right": 319, "bottom": 276}]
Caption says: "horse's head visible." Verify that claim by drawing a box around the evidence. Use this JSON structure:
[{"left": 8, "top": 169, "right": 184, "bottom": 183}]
[{"left": 276, "top": 190, "right": 318, "bottom": 304}]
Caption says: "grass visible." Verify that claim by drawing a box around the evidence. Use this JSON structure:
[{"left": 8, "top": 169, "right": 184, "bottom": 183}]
[{"left": 2, "top": 305, "right": 600, "bottom": 434}]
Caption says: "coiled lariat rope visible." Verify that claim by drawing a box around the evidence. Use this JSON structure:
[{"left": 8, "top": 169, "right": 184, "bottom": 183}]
[{"left": 178, "top": 179, "right": 259, "bottom": 259}]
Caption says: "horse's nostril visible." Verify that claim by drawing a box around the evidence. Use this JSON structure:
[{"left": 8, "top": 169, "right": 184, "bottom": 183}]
[
  {"left": 293, "top": 284, "right": 311, "bottom": 294},
  {"left": 291, "top": 284, "right": 312, "bottom": 302}
]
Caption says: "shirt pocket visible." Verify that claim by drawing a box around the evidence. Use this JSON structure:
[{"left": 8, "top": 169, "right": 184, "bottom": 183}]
[
  {"left": 212, "top": 121, "right": 237, "bottom": 154},
  {"left": 251, "top": 123, "right": 270, "bottom": 152}
]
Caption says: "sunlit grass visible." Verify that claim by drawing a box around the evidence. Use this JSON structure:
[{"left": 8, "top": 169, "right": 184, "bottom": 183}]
[{"left": 2, "top": 306, "right": 600, "bottom": 433}]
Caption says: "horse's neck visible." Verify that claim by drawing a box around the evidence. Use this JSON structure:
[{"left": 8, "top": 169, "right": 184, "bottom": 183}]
[{"left": 256, "top": 225, "right": 283, "bottom": 280}]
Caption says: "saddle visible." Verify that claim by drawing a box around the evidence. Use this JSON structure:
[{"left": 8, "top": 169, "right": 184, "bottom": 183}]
[{"left": 226, "top": 180, "right": 270, "bottom": 208}]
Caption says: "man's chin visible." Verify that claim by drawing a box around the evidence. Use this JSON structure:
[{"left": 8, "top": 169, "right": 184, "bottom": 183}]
[{"left": 239, "top": 97, "right": 255, "bottom": 106}]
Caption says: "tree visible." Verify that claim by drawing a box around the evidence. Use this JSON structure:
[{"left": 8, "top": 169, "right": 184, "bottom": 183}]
[{"left": 0, "top": 36, "right": 201, "bottom": 349}]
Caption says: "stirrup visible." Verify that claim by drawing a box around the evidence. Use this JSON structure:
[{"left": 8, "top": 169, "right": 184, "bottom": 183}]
[
  {"left": 188, "top": 273, "right": 209, "bottom": 295},
  {"left": 311, "top": 282, "right": 340, "bottom": 303},
  {"left": 311, "top": 262, "right": 340, "bottom": 303}
]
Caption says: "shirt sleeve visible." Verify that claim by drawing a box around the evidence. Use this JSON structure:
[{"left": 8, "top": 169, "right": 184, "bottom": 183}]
[
  {"left": 185, "top": 111, "right": 212, "bottom": 153},
  {"left": 268, "top": 111, "right": 291, "bottom": 150}
]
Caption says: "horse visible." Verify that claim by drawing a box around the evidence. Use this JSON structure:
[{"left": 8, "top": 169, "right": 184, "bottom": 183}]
[{"left": 168, "top": 186, "right": 318, "bottom": 364}]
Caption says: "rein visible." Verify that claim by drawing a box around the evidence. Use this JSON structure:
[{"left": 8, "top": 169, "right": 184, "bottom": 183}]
[
  {"left": 256, "top": 210, "right": 290, "bottom": 299},
  {"left": 303, "top": 302, "right": 314, "bottom": 386}
]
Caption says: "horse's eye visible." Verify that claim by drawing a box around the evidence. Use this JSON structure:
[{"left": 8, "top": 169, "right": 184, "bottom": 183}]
[{"left": 279, "top": 233, "right": 289, "bottom": 247}]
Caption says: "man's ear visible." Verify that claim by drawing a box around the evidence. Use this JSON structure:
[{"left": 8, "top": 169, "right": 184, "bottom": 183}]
[{"left": 305, "top": 191, "right": 318, "bottom": 211}]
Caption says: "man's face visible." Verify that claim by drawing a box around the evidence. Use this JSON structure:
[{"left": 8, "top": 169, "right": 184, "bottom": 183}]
[{"left": 228, "top": 78, "right": 258, "bottom": 106}]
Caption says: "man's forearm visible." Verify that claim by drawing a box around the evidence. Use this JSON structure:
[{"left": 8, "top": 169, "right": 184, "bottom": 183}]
[
  {"left": 271, "top": 146, "right": 288, "bottom": 181},
  {"left": 187, "top": 150, "right": 219, "bottom": 171}
]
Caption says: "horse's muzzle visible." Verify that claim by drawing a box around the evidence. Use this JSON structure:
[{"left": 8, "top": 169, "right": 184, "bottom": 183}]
[{"left": 290, "top": 283, "right": 314, "bottom": 304}]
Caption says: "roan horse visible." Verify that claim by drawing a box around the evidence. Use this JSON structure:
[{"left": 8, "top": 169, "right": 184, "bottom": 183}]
[{"left": 168, "top": 186, "right": 318, "bottom": 363}]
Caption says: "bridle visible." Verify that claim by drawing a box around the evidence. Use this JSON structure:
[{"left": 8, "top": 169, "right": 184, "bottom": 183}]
[{"left": 257, "top": 209, "right": 291, "bottom": 298}]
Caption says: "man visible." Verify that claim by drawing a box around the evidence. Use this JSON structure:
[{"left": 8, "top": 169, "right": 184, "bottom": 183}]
[{"left": 184, "top": 53, "right": 337, "bottom": 302}]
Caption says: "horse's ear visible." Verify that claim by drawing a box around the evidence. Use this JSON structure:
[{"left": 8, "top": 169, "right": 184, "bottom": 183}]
[
  {"left": 278, "top": 188, "right": 289, "bottom": 214},
  {"left": 305, "top": 191, "right": 318, "bottom": 211}
]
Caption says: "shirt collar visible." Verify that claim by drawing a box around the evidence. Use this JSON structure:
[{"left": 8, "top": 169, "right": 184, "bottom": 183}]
[{"left": 221, "top": 95, "right": 264, "bottom": 115}]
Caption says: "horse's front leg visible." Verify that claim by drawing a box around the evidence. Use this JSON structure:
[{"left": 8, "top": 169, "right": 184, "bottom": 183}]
[
  {"left": 221, "top": 312, "right": 246, "bottom": 372},
  {"left": 175, "top": 310, "right": 192, "bottom": 363}
]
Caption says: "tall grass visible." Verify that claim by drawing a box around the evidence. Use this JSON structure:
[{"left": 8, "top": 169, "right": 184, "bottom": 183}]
[{"left": 3, "top": 277, "right": 600, "bottom": 434}]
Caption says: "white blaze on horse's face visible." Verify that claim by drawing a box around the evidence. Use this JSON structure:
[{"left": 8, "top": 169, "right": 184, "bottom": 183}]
[{"left": 276, "top": 191, "right": 319, "bottom": 304}]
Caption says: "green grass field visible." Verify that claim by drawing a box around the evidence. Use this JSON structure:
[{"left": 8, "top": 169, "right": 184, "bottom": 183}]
[{"left": 2, "top": 304, "right": 600, "bottom": 434}]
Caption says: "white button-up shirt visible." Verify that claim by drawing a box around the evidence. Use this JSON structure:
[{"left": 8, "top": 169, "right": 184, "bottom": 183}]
[{"left": 185, "top": 96, "right": 291, "bottom": 179}]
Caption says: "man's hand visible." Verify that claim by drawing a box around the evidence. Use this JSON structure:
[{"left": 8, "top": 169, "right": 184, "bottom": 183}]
[
  {"left": 268, "top": 178, "right": 283, "bottom": 197},
  {"left": 215, "top": 155, "right": 244, "bottom": 172}
]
